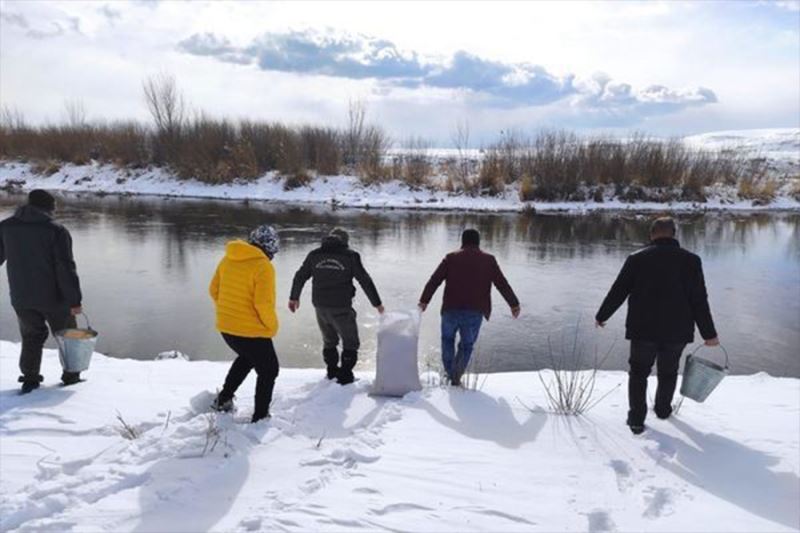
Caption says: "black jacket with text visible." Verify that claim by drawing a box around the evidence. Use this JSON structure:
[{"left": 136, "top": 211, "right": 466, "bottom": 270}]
[
  {"left": 595, "top": 238, "right": 716, "bottom": 343},
  {"left": 0, "top": 205, "right": 82, "bottom": 310},
  {"left": 290, "top": 237, "right": 381, "bottom": 309}
]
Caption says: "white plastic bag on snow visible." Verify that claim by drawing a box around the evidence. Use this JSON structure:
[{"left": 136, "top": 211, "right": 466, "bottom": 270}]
[{"left": 371, "top": 310, "right": 422, "bottom": 397}]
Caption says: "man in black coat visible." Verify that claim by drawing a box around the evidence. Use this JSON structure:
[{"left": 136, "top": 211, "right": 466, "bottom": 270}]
[
  {"left": 0, "top": 190, "right": 84, "bottom": 393},
  {"left": 289, "top": 228, "right": 384, "bottom": 385},
  {"left": 595, "top": 217, "right": 719, "bottom": 434}
]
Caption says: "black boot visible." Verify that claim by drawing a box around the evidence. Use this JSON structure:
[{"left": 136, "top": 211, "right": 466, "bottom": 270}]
[
  {"left": 61, "top": 372, "right": 82, "bottom": 386},
  {"left": 323, "top": 348, "right": 340, "bottom": 380},
  {"left": 18, "top": 375, "right": 43, "bottom": 395},
  {"left": 337, "top": 350, "right": 357, "bottom": 385}
]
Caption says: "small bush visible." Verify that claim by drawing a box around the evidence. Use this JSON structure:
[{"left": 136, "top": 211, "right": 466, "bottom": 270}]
[
  {"left": 519, "top": 175, "right": 535, "bottom": 202},
  {"left": 283, "top": 171, "right": 311, "bottom": 190},
  {"left": 31, "top": 159, "right": 61, "bottom": 176},
  {"left": 535, "top": 324, "right": 618, "bottom": 416},
  {"left": 738, "top": 176, "right": 778, "bottom": 204},
  {"left": 400, "top": 137, "right": 433, "bottom": 188}
]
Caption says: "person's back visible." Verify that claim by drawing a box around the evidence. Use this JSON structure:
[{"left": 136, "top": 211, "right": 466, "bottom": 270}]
[
  {"left": 289, "top": 228, "right": 383, "bottom": 384},
  {"left": 1, "top": 204, "right": 81, "bottom": 311},
  {"left": 418, "top": 229, "right": 520, "bottom": 386},
  {"left": 209, "top": 225, "right": 281, "bottom": 423},
  {"left": 595, "top": 217, "right": 718, "bottom": 434},
  {"left": 597, "top": 237, "right": 715, "bottom": 344},
  {"left": 434, "top": 247, "right": 514, "bottom": 320},
  {"left": 211, "top": 240, "right": 278, "bottom": 338},
  {"left": 299, "top": 236, "right": 378, "bottom": 308},
  {"left": 0, "top": 190, "right": 83, "bottom": 393}
]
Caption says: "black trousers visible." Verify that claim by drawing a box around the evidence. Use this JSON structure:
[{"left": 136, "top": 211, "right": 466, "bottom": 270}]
[
  {"left": 628, "top": 340, "right": 687, "bottom": 426},
  {"left": 219, "top": 333, "right": 280, "bottom": 419},
  {"left": 15, "top": 307, "right": 76, "bottom": 381}
]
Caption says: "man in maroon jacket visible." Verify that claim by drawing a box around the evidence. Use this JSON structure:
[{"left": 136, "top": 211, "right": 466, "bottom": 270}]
[{"left": 418, "top": 229, "right": 521, "bottom": 386}]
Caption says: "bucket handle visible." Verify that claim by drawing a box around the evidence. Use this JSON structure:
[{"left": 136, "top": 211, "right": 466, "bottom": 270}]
[
  {"left": 688, "top": 343, "right": 729, "bottom": 370},
  {"left": 76, "top": 312, "right": 95, "bottom": 332}
]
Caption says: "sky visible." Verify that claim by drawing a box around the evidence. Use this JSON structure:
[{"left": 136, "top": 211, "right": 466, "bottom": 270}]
[{"left": 0, "top": 0, "right": 798, "bottom": 145}]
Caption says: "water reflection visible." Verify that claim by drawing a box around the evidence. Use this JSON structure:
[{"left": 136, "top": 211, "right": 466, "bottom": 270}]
[{"left": 0, "top": 192, "right": 797, "bottom": 377}]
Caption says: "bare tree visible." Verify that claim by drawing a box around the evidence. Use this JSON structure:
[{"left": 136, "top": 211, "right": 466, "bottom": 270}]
[
  {"left": 344, "top": 98, "right": 366, "bottom": 167},
  {"left": 143, "top": 72, "right": 185, "bottom": 135},
  {"left": 63, "top": 98, "right": 87, "bottom": 129},
  {"left": 143, "top": 73, "right": 185, "bottom": 163},
  {"left": 450, "top": 118, "right": 472, "bottom": 190}
]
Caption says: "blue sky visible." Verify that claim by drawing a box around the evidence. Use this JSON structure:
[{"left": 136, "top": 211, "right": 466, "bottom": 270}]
[{"left": 0, "top": 0, "right": 798, "bottom": 145}]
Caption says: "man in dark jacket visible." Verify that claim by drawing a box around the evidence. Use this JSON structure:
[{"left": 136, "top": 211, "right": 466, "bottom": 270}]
[
  {"left": 418, "top": 229, "right": 520, "bottom": 386},
  {"left": 595, "top": 217, "right": 719, "bottom": 434},
  {"left": 289, "top": 228, "right": 383, "bottom": 385},
  {"left": 0, "top": 190, "right": 84, "bottom": 393}
]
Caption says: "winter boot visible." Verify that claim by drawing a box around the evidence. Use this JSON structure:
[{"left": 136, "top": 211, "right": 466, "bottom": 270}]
[
  {"left": 654, "top": 406, "right": 673, "bottom": 420},
  {"left": 323, "top": 347, "right": 340, "bottom": 380},
  {"left": 629, "top": 424, "right": 646, "bottom": 435},
  {"left": 18, "top": 375, "right": 43, "bottom": 395},
  {"left": 61, "top": 372, "right": 81, "bottom": 386},
  {"left": 251, "top": 411, "right": 271, "bottom": 423},
  {"left": 337, "top": 349, "right": 357, "bottom": 385},
  {"left": 211, "top": 394, "right": 235, "bottom": 413}
]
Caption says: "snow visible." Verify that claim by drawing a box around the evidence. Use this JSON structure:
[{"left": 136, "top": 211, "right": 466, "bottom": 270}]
[
  {"left": 1, "top": 128, "right": 798, "bottom": 213},
  {"left": 684, "top": 128, "right": 800, "bottom": 163},
  {"left": 1, "top": 340, "right": 798, "bottom": 532}
]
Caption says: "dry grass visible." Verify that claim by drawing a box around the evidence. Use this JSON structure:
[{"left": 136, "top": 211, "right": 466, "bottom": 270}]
[
  {"left": 535, "top": 323, "right": 618, "bottom": 416},
  {"left": 738, "top": 176, "right": 779, "bottom": 204}
]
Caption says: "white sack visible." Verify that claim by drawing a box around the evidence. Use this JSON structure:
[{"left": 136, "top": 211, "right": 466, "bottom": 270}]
[{"left": 371, "top": 310, "right": 422, "bottom": 397}]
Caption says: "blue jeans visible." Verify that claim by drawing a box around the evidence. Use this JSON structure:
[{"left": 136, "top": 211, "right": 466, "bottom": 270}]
[{"left": 441, "top": 310, "right": 484, "bottom": 380}]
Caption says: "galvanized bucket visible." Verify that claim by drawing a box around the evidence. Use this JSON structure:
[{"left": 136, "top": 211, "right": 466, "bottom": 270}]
[
  {"left": 54, "top": 313, "right": 98, "bottom": 373},
  {"left": 680, "top": 344, "right": 729, "bottom": 402}
]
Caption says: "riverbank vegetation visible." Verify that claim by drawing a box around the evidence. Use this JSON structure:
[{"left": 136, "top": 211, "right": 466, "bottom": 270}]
[{"left": 0, "top": 74, "right": 787, "bottom": 203}]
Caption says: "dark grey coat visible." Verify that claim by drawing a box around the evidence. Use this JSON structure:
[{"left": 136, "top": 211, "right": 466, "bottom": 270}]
[
  {"left": 0, "top": 205, "right": 82, "bottom": 310},
  {"left": 595, "top": 238, "right": 716, "bottom": 343}
]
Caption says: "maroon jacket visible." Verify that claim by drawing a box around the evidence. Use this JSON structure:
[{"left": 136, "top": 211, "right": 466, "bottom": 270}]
[{"left": 419, "top": 246, "right": 519, "bottom": 319}]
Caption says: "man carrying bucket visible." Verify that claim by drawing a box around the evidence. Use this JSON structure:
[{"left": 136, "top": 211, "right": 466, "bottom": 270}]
[
  {"left": 595, "top": 217, "right": 719, "bottom": 435},
  {"left": 0, "top": 190, "right": 84, "bottom": 393}
]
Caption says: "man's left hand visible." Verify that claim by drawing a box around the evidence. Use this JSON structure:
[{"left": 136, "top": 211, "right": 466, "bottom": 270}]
[
  {"left": 376, "top": 305, "right": 385, "bottom": 315},
  {"left": 511, "top": 306, "right": 521, "bottom": 319},
  {"left": 595, "top": 320, "right": 606, "bottom": 328},
  {"left": 70, "top": 306, "right": 82, "bottom": 316}
]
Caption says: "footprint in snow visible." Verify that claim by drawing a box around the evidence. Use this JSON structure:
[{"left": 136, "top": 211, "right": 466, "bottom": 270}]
[
  {"left": 608, "top": 459, "right": 634, "bottom": 492},
  {"left": 586, "top": 510, "right": 617, "bottom": 532},
  {"left": 643, "top": 486, "right": 675, "bottom": 518}
]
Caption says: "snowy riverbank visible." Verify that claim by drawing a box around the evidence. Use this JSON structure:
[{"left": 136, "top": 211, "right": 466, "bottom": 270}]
[
  {"left": 2, "top": 160, "right": 799, "bottom": 214},
  {"left": 1, "top": 340, "right": 798, "bottom": 532}
]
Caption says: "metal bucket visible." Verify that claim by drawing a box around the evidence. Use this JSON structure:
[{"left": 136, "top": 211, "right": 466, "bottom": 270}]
[
  {"left": 54, "top": 313, "right": 98, "bottom": 373},
  {"left": 680, "top": 344, "right": 729, "bottom": 403}
]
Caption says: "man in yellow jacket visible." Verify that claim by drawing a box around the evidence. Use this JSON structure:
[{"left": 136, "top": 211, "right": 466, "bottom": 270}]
[{"left": 209, "top": 225, "right": 280, "bottom": 423}]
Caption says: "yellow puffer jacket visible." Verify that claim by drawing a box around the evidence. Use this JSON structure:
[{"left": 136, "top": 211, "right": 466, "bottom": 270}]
[{"left": 209, "top": 240, "right": 279, "bottom": 338}]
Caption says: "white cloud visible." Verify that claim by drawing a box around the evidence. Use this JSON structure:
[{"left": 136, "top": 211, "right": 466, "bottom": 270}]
[{"left": 0, "top": 0, "right": 796, "bottom": 142}]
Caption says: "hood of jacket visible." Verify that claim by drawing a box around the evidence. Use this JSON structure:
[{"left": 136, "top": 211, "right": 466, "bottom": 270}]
[
  {"left": 225, "top": 240, "right": 267, "bottom": 261},
  {"left": 14, "top": 205, "right": 52, "bottom": 223}
]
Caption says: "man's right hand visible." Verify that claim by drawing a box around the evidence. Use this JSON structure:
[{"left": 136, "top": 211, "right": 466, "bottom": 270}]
[
  {"left": 511, "top": 306, "right": 521, "bottom": 319},
  {"left": 705, "top": 337, "right": 720, "bottom": 346},
  {"left": 595, "top": 320, "right": 606, "bottom": 328},
  {"left": 70, "top": 306, "right": 82, "bottom": 316},
  {"left": 418, "top": 302, "right": 427, "bottom": 312},
  {"left": 288, "top": 300, "right": 300, "bottom": 313}
]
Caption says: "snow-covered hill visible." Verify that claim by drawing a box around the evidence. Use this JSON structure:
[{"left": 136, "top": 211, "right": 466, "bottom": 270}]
[
  {"left": 684, "top": 128, "right": 799, "bottom": 163},
  {"left": 1, "top": 341, "right": 798, "bottom": 532}
]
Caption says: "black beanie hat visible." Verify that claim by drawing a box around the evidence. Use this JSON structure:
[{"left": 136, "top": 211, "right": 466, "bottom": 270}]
[
  {"left": 462, "top": 229, "right": 480, "bottom": 247},
  {"left": 28, "top": 190, "right": 56, "bottom": 212}
]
